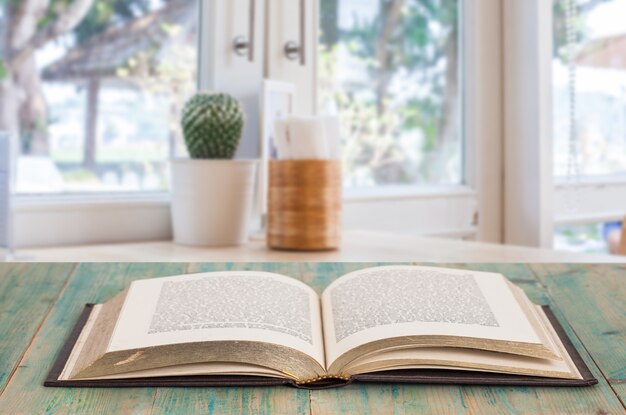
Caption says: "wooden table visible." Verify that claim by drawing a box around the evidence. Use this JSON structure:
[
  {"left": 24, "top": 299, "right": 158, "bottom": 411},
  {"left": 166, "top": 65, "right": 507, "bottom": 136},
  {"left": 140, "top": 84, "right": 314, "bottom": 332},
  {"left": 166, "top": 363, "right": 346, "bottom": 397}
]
[{"left": 0, "top": 263, "right": 624, "bottom": 414}]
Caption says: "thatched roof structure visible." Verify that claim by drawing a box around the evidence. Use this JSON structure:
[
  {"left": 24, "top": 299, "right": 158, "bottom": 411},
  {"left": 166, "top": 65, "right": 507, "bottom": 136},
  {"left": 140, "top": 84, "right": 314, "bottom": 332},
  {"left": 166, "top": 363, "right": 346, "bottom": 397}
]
[
  {"left": 577, "top": 33, "right": 626, "bottom": 70},
  {"left": 42, "top": 0, "right": 196, "bottom": 82}
]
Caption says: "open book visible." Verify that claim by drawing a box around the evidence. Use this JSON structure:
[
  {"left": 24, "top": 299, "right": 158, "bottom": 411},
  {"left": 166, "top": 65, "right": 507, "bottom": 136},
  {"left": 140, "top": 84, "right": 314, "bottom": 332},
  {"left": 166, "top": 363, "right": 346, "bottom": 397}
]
[{"left": 46, "top": 266, "right": 596, "bottom": 388}]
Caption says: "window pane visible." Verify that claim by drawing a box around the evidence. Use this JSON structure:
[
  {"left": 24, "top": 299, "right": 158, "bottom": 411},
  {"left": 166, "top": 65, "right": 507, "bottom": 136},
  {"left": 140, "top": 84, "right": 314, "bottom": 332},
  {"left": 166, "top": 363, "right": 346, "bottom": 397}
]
[
  {"left": 2, "top": 0, "right": 197, "bottom": 194},
  {"left": 554, "top": 222, "right": 622, "bottom": 254},
  {"left": 553, "top": 0, "right": 626, "bottom": 178},
  {"left": 319, "top": 0, "right": 462, "bottom": 187}
]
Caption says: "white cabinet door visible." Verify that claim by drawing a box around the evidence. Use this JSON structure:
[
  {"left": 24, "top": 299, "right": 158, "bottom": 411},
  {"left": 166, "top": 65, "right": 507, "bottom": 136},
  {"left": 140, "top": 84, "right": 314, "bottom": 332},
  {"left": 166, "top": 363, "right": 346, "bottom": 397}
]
[
  {"left": 201, "top": 0, "right": 266, "bottom": 158},
  {"left": 265, "top": 0, "right": 318, "bottom": 115}
]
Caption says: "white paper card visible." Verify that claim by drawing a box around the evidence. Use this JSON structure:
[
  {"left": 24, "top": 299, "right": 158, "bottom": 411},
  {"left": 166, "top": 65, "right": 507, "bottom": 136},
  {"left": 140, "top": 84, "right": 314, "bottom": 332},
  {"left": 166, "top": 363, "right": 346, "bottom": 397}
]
[
  {"left": 273, "top": 119, "right": 292, "bottom": 160},
  {"left": 285, "top": 116, "right": 329, "bottom": 159},
  {"left": 322, "top": 116, "right": 342, "bottom": 160}
]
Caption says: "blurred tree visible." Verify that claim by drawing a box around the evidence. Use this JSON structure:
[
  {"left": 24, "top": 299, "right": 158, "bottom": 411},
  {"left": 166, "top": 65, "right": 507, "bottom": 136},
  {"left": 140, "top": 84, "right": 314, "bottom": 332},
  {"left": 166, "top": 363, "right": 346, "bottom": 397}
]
[
  {"left": 116, "top": 22, "right": 196, "bottom": 160},
  {"left": 320, "top": 0, "right": 459, "bottom": 184},
  {"left": 0, "top": 0, "right": 155, "bottom": 156},
  {"left": 320, "top": 0, "right": 339, "bottom": 49},
  {"left": 73, "top": 0, "right": 152, "bottom": 44},
  {"left": 320, "top": 0, "right": 614, "bottom": 186},
  {"left": 553, "top": 0, "right": 612, "bottom": 61}
]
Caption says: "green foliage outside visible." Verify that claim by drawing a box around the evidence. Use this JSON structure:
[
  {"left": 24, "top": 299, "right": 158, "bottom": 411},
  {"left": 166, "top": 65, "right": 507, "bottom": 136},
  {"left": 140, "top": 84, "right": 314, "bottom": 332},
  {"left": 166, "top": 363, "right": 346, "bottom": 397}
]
[
  {"left": 318, "top": 0, "right": 460, "bottom": 187},
  {"left": 36, "top": 0, "right": 154, "bottom": 46},
  {"left": 0, "top": 59, "right": 6, "bottom": 81},
  {"left": 7, "top": 0, "right": 618, "bottom": 193},
  {"left": 553, "top": 0, "right": 612, "bottom": 62},
  {"left": 73, "top": 0, "right": 153, "bottom": 44},
  {"left": 316, "top": 0, "right": 613, "bottom": 187}
]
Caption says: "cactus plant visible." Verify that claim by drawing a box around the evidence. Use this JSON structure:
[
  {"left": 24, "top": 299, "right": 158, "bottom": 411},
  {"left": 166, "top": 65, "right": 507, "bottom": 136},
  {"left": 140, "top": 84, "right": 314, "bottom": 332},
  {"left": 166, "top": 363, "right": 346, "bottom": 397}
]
[{"left": 181, "top": 92, "right": 244, "bottom": 159}]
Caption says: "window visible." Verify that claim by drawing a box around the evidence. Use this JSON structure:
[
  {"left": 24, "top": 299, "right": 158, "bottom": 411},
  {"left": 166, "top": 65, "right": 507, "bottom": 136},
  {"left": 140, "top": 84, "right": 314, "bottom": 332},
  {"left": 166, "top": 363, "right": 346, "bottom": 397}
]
[
  {"left": 318, "top": 0, "right": 462, "bottom": 188},
  {"left": 552, "top": 0, "right": 626, "bottom": 253},
  {"left": 10, "top": 0, "right": 500, "bottom": 247},
  {"left": 553, "top": 0, "right": 626, "bottom": 179},
  {"left": 554, "top": 222, "right": 622, "bottom": 254},
  {"left": 553, "top": 0, "right": 626, "bottom": 177},
  {"left": 1, "top": 0, "right": 197, "bottom": 194}
]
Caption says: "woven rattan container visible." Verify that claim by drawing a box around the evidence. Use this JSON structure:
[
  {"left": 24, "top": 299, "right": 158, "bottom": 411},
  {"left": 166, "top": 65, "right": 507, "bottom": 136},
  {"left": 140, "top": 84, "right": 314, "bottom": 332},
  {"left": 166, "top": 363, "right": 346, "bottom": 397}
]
[{"left": 267, "top": 160, "right": 341, "bottom": 251}]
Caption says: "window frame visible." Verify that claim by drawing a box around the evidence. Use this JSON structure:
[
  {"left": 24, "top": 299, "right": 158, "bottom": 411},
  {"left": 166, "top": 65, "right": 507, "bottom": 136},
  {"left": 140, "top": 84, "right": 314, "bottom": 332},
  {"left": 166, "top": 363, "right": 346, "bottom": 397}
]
[
  {"left": 15, "top": 0, "right": 623, "bottom": 250},
  {"left": 268, "top": 0, "right": 504, "bottom": 241},
  {"left": 502, "top": 0, "right": 555, "bottom": 248},
  {"left": 502, "top": 0, "right": 626, "bottom": 247},
  {"left": 554, "top": 177, "right": 626, "bottom": 226},
  {"left": 13, "top": 0, "right": 504, "bottom": 248}
]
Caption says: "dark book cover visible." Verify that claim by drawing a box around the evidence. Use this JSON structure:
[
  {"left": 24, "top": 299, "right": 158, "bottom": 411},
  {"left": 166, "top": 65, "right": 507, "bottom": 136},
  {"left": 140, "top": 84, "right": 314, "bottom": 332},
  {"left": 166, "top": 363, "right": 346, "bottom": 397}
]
[{"left": 44, "top": 304, "right": 597, "bottom": 389}]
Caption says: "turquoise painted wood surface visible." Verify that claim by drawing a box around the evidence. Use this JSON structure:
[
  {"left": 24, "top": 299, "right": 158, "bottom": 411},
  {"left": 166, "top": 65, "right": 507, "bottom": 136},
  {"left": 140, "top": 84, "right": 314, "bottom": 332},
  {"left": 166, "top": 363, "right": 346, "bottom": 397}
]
[
  {"left": 0, "top": 263, "right": 624, "bottom": 415},
  {"left": 0, "top": 263, "right": 75, "bottom": 392}
]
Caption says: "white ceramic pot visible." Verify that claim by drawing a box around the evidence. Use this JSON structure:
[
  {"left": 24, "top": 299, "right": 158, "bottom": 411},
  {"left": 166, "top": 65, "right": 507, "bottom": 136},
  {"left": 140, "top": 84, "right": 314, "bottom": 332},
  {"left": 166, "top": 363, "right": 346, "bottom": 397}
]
[{"left": 170, "top": 159, "right": 258, "bottom": 246}]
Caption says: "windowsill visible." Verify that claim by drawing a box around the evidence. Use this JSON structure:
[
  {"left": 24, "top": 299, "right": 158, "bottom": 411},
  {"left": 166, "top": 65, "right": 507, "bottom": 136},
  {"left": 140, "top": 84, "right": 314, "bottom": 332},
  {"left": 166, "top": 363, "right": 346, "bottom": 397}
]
[
  {"left": 554, "top": 179, "right": 626, "bottom": 225},
  {"left": 343, "top": 184, "right": 475, "bottom": 202},
  {"left": 13, "top": 192, "right": 170, "bottom": 211},
  {"left": 11, "top": 186, "right": 479, "bottom": 248},
  {"left": 15, "top": 184, "right": 475, "bottom": 208},
  {"left": 554, "top": 174, "right": 626, "bottom": 187},
  {"left": 10, "top": 230, "right": 625, "bottom": 263}
]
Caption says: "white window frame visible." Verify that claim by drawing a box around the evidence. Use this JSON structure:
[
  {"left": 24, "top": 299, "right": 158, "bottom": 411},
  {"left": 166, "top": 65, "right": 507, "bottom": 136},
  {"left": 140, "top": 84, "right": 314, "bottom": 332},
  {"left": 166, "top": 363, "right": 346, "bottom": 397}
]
[
  {"left": 502, "top": 0, "right": 554, "bottom": 248},
  {"left": 41, "top": 0, "right": 626, "bottom": 252},
  {"left": 18, "top": 0, "right": 621, "bottom": 250},
  {"left": 554, "top": 177, "right": 626, "bottom": 226},
  {"left": 13, "top": 193, "right": 171, "bottom": 248},
  {"left": 502, "top": 0, "right": 626, "bottom": 247},
  {"left": 462, "top": 0, "right": 503, "bottom": 243},
  {"left": 12, "top": 0, "right": 504, "bottom": 248},
  {"left": 266, "top": 0, "right": 504, "bottom": 241}
]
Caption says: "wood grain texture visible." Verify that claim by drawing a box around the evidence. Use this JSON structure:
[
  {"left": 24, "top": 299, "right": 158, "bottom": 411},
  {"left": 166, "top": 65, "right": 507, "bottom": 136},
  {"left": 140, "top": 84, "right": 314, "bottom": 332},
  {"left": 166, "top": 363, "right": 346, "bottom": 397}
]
[
  {"left": 0, "top": 263, "right": 188, "bottom": 415},
  {"left": 305, "top": 263, "right": 626, "bottom": 415},
  {"left": 267, "top": 160, "right": 342, "bottom": 251},
  {"left": 0, "top": 263, "right": 624, "bottom": 415},
  {"left": 441, "top": 263, "right": 625, "bottom": 415},
  {"left": 150, "top": 263, "right": 310, "bottom": 415},
  {"left": 0, "top": 263, "right": 75, "bottom": 392},
  {"left": 305, "top": 263, "right": 470, "bottom": 415},
  {"left": 529, "top": 263, "right": 626, "bottom": 405}
]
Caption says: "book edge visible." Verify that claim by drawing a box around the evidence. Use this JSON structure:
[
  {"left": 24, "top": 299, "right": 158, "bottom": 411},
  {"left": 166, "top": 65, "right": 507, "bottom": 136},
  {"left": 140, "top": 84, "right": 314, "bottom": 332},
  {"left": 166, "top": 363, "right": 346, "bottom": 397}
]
[{"left": 44, "top": 304, "right": 597, "bottom": 389}]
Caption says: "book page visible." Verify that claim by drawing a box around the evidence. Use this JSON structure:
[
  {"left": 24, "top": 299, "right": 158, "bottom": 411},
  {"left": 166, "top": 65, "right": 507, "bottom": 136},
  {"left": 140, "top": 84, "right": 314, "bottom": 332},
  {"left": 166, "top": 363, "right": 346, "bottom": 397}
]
[
  {"left": 74, "top": 362, "right": 289, "bottom": 381},
  {"left": 344, "top": 346, "right": 579, "bottom": 379},
  {"left": 321, "top": 266, "right": 544, "bottom": 369},
  {"left": 109, "top": 271, "right": 325, "bottom": 368}
]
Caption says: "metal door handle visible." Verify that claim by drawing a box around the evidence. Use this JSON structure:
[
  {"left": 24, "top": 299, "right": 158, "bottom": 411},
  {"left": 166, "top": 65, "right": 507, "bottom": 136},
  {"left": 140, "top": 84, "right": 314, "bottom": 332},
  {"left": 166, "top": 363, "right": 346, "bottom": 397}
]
[
  {"left": 284, "top": 0, "right": 305, "bottom": 66},
  {"left": 233, "top": 0, "right": 255, "bottom": 62}
]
